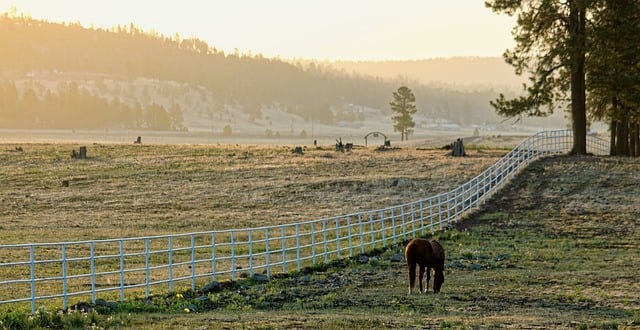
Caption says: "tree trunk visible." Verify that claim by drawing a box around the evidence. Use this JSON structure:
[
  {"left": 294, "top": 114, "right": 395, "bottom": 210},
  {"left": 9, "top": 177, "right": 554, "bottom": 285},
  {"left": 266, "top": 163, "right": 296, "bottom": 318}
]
[
  {"left": 569, "top": 1, "right": 588, "bottom": 155},
  {"left": 635, "top": 123, "right": 640, "bottom": 157},
  {"left": 630, "top": 123, "right": 637, "bottom": 157},
  {"left": 616, "top": 117, "right": 628, "bottom": 156},
  {"left": 610, "top": 118, "right": 617, "bottom": 156}
]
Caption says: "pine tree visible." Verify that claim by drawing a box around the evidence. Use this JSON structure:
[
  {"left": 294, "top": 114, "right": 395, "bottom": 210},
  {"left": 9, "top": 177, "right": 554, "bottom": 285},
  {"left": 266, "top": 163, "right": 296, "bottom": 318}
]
[
  {"left": 486, "top": 0, "right": 592, "bottom": 154},
  {"left": 588, "top": 0, "right": 640, "bottom": 156},
  {"left": 390, "top": 86, "right": 417, "bottom": 141}
]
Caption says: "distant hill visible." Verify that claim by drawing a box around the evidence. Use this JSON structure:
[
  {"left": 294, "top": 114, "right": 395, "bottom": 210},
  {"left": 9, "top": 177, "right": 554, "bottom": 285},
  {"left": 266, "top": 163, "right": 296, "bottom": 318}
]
[
  {"left": 326, "top": 57, "right": 526, "bottom": 89},
  {"left": 0, "top": 12, "right": 564, "bottom": 137}
]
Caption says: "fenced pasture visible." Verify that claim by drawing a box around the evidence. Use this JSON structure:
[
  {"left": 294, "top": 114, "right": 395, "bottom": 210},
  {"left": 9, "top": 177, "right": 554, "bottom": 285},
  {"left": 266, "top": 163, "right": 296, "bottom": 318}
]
[{"left": 0, "top": 130, "right": 609, "bottom": 313}]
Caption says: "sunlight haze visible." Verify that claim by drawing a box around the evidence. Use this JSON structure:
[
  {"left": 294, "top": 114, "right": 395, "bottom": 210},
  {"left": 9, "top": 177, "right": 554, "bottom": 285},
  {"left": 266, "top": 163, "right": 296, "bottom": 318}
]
[{"left": 2, "top": 0, "right": 515, "bottom": 60}]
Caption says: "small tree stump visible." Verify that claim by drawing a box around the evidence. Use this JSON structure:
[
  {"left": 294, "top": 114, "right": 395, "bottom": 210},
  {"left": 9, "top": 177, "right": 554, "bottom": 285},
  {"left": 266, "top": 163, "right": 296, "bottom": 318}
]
[
  {"left": 61, "top": 180, "right": 69, "bottom": 187},
  {"left": 78, "top": 146, "right": 87, "bottom": 159},
  {"left": 134, "top": 136, "right": 142, "bottom": 144},
  {"left": 451, "top": 138, "right": 466, "bottom": 157},
  {"left": 292, "top": 146, "right": 304, "bottom": 155}
]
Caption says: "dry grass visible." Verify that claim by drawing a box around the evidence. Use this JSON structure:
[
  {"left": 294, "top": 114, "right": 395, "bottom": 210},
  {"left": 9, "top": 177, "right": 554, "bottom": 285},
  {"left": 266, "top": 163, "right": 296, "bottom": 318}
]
[
  {"left": 0, "top": 142, "right": 505, "bottom": 243},
  {"left": 3, "top": 139, "right": 638, "bottom": 329},
  {"left": 117, "top": 154, "right": 640, "bottom": 329}
]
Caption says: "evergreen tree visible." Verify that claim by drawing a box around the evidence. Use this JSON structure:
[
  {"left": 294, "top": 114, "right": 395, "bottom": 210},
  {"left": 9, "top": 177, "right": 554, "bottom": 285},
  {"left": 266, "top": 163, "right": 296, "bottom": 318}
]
[
  {"left": 390, "top": 86, "right": 417, "bottom": 141},
  {"left": 486, "top": 0, "right": 592, "bottom": 154},
  {"left": 588, "top": 0, "right": 640, "bottom": 156}
]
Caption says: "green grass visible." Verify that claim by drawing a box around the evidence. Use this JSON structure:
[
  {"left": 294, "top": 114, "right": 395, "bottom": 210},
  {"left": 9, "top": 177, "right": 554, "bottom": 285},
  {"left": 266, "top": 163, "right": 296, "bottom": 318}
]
[{"left": 1, "top": 144, "right": 639, "bottom": 329}]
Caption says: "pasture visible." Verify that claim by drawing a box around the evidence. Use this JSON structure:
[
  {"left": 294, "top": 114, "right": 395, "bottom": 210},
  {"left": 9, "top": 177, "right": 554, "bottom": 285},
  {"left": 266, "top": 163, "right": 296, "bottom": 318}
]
[{"left": 1, "top": 141, "right": 639, "bottom": 329}]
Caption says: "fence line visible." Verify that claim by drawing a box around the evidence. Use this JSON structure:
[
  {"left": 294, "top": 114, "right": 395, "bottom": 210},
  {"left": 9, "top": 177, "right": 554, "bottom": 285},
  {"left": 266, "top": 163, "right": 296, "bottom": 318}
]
[{"left": 0, "top": 130, "right": 609, "bottom": 312}]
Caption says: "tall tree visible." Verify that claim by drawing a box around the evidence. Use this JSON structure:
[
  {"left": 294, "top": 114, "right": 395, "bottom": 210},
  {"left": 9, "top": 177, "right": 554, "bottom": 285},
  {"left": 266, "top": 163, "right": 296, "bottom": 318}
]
[
  {"left": 486, "top": 0, "right": 591, "bottom": 154},
  {"left": 588, "top": 0, "right": 640, "bottom": 156},
  {"left": 390, "top": 86, "right": 417, "bottom": 141}
]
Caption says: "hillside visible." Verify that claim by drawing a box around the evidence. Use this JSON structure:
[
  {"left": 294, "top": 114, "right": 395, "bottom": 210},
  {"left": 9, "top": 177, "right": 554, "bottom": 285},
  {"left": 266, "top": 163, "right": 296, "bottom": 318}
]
[
  {"left": 0, "top": 12, "right": 569, "bottom": 140},
  {"left": 325, "top": 57, "right": 527, "bottom": 88}
]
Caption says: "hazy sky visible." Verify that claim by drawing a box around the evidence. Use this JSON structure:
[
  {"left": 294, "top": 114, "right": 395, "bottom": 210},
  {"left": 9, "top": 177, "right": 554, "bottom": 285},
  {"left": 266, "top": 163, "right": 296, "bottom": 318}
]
[{"left": 2, "top": 0, "right": 516, "bottom": 61}]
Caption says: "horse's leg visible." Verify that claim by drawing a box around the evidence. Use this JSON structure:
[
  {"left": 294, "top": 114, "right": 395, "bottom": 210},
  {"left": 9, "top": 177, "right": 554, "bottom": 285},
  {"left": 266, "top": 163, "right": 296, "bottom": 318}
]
[
  {"left": 408, "top": 261, "right": 416, "bottom": 295},
  {"left": 426, "top": 266, "right": 432, "bottom": 293},
  {"left": 418, "top": 265, "right": 426, "bottom": 293}
]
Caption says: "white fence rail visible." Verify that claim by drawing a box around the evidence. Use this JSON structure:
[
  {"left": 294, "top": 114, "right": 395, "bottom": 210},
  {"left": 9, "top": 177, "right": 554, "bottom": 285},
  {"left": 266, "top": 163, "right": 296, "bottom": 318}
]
[{"left": 0, "top": 130, "right": 609, "bottom": 312}]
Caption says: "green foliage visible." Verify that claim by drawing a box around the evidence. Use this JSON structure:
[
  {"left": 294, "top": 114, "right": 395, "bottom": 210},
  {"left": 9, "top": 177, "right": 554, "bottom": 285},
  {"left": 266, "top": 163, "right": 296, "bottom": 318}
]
[
  {"left": 486, "top": 0, "right": 590, "bottom": 154},
  {"left": 390, "top": 86, "right": 418, "bottom": 141}
]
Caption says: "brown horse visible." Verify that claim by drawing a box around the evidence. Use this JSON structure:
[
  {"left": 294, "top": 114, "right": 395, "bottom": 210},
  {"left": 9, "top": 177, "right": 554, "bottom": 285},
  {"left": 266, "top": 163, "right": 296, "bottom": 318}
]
[{"left": 404, "top": 238, "right": 445, "bottom": 294}]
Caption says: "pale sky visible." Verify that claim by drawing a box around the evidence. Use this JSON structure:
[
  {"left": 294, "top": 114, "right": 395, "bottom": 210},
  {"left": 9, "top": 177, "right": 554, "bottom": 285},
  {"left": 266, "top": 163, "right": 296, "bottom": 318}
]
[{"left": 2, "top": 0, "right": 516, "bottom": 61}]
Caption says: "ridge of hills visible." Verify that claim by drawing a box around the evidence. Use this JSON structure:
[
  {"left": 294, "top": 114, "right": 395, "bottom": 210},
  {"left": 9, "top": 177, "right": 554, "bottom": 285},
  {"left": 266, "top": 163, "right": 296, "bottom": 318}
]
[{"left": 0, "top": 13, "right": 567, "bottom": 142}]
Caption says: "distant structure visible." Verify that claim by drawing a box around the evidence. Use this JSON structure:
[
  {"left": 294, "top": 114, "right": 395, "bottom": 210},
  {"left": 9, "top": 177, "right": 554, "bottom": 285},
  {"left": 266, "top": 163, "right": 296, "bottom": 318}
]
[{"left": 364, "top": 131, "right": 390, "bottom": 148}]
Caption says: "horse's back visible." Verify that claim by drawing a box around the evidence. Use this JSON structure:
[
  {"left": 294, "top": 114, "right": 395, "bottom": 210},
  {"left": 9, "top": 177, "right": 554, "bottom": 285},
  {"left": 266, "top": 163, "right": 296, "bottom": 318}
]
[
  {"left": 405, "top": 239, "right": 432, "bottom": 264},
  {"left": 405, "top": 238, "right": 445, "bottom": 267}
]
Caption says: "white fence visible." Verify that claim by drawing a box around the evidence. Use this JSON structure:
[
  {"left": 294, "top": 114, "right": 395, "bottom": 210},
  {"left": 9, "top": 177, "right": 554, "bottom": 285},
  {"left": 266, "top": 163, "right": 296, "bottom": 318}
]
[{"left": 0, "top": 130, "right": 609, "bottom": 313}]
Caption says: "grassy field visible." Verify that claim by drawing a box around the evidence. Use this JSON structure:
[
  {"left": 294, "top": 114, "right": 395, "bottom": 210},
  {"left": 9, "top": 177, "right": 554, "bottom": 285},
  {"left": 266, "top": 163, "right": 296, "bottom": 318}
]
[
  {"left": 1, "top": 141, "right": 639, "bottom": 329},
  {"left": 0, "top": 142, "right": 505, "bottom": 243}
]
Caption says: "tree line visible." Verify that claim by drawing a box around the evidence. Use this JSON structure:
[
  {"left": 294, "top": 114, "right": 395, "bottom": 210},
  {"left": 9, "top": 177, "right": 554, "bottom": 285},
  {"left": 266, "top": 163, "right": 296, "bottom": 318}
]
[
  {"left": 487, "top": 0, "right": 640, "bottom": 156},
  {"left": 0, "top": 80, "right": 184, "bottom": 130},
  {"left": 0, "top": 12, "right": 509, "bottom": 131}
]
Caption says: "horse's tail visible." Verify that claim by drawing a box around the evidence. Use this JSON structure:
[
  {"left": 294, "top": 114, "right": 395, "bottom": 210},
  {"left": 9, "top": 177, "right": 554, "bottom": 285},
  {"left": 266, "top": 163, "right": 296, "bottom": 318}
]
[{"left": 405, "top": 240, "right": 417, "bottom": 294}]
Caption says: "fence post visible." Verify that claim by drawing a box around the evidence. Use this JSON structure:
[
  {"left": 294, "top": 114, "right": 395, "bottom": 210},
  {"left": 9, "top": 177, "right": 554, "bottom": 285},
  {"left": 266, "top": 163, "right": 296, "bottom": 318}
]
[
  {"left": 295, "top": 224, "right": 301, "bottom": 271},
  {"left": 347, "top": 216, "right": 353, "bottom": 257},
  {"left": 230, "top": 231, "right": 236, "bottom": 281},
  {"left": 144, "top": 239, "right": 150, "bottom": 298},
  {"left": 381, "top": 210, "right": 386, "bottom": 247},
  {"left": 248, "top": 230, "right": 254, "bottom": 276},
  {"left": 119, "top": 240, "right": 125, "bottom": 302},
  {"left": 369, "top": 213, "right": 374, "bottom": 249},
  {"left": 265, "top": 228, "right": 270, "bottom": 278},
  {"left": 281, "top": 226, "right": 286, "bottom": 273},
  {"left": 446, "top": 192, "right": 451, "bottom": 225},
  {"left": 419, "top": 200, "right": 425, "bottom": 236},
  {"left": 401, "top": 206, "right": 407, "bottom": 241},
  {"left": 168, "top": 236, "right": 174, "bottom": 293},
  {"left": 191, "top": 234, "right": 196, "bottom": 291},
  {"left": 335, "top": 217, "right": 341, "bottom": 259},
  {"left": 359, "top": 214, "right": 364, "bottom": 255},
  {"left": 62, "top": 244, "right": 68, "bottom": 310},
  {"left": 29, "top": 245, "right": 35, "bottom": 314},
  {"left": 449, "top": 186, "right": 464, "bottom": 222},
  {"left": 391, "top": 208, "right": 397, "bottom": 244},
  {"left": 323, "top": 220, "right": 328, "bottom": 264},
  {"left": 90, "top": 242, "right": 96, "bottom": 304},
  {"left": 310, "top": 223, "right": 316, "bottom": 265},
  {"left": 211, "top": 232, "right": 216, "bottom": 281},
  {"left": 429, "top": 198, "right": 434, "bottom": 234},
  {"left": 410, "top": 203, "right": 415, "bottom": 238},
  {"left": 437, "top": 195, "right": 443, "bottom": 230}
]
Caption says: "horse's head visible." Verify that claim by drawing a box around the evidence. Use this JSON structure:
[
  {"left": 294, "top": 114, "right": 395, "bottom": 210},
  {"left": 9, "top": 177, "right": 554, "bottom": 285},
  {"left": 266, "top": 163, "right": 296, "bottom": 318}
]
[{"left": 433, "top": 269, "right": 444, "bottom": 293}]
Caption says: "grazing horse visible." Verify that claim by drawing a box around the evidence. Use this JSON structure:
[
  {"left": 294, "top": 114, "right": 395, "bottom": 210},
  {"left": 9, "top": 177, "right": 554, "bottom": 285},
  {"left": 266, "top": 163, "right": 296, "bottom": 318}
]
[{"left": 405, "top": 238, "right": 445, "bottom": 294}]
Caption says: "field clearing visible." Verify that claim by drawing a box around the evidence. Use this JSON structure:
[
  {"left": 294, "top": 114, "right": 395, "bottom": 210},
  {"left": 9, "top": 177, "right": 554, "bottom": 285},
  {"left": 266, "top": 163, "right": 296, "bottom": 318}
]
[
  {"left": 2, "top": 138, "right": 639, "bottom": 328},
  {"left": 1, "top": 142, "right": 507, "bottom": 244},
  {"left": 117, "top": 154, "right": 639, "bottom": 329}
]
